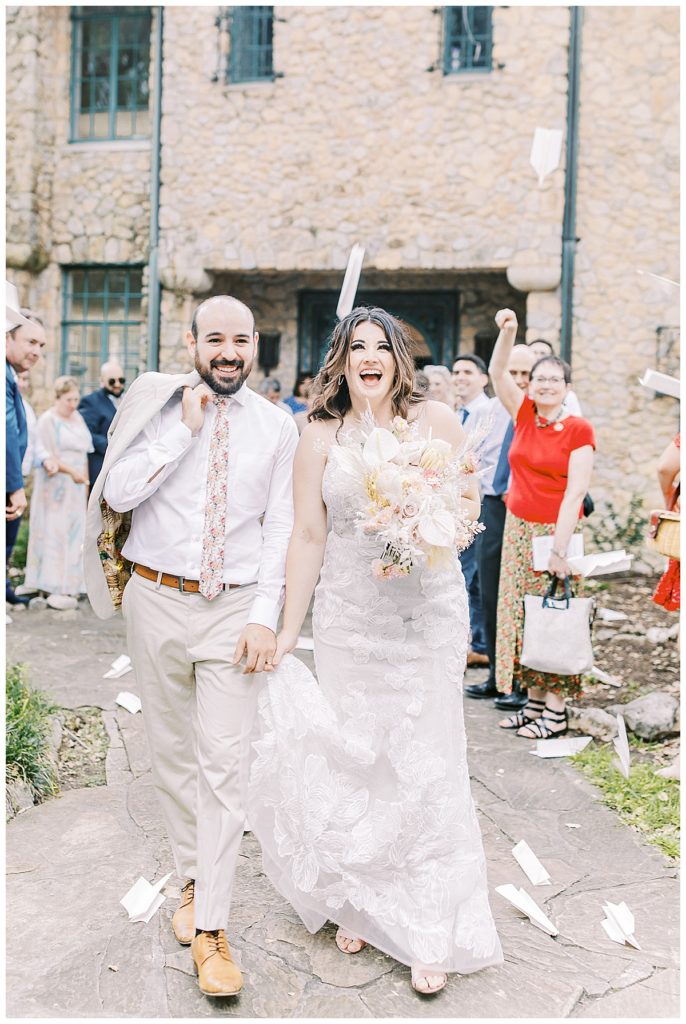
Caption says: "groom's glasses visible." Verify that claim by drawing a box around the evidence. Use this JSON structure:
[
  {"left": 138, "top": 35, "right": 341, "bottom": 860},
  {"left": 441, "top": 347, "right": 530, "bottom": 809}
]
[{"left": 108, "top": 377, "right": 126, "bottom": 385}]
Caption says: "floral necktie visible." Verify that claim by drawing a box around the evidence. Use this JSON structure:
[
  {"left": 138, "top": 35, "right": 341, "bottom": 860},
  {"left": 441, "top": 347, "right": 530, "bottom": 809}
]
[{"left": 199, "top": 397, "right": 231, "bottom": 600}]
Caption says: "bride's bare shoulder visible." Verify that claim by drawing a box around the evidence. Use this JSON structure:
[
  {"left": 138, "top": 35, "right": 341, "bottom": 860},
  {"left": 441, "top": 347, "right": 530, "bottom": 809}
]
[
  {"left": 410, "top": 399, "right": 457, "bottom": 428},
  {"left": 298, "top": 417, "right": 338, "bottom": 456}
]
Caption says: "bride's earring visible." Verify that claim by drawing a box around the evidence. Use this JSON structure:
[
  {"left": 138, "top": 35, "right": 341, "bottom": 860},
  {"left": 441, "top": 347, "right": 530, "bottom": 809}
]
[{"left": 338, "top": 374, "right": 345, "bottom": 385}]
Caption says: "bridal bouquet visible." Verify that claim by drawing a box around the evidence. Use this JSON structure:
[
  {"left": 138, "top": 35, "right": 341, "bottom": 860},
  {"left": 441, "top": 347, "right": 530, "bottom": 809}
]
[{"left": 333, "top": 412, "right": 485, "bottom": 579}]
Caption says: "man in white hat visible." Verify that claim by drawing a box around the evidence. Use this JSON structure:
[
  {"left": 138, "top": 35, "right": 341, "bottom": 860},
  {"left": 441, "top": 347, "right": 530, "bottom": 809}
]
[{"left": 5, "top": 282, "right": 56, "bottom": 604}]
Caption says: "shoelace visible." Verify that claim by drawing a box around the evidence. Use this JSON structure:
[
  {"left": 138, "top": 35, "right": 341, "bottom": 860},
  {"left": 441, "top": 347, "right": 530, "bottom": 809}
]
[
  {"left": 205, "top": 930, "right": 230, "bottom": 959},
  {"left": 180, "top": 879, "right": 194, "bottom": 907}
]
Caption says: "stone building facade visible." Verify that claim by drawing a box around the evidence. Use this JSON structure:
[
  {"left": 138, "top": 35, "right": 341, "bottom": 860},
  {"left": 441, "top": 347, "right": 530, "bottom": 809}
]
[{"left": 6, "top": 4, "right": 679, "bottom": 507}]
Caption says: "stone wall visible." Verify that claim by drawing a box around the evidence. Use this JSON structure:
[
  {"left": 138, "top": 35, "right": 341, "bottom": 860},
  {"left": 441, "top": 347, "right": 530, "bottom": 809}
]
[{"left": 573, "top": 5, "right": 680, "bottom": 509}]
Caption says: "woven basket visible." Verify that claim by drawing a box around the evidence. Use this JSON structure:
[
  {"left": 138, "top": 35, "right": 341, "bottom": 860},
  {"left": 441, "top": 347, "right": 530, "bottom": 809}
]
[{"left": 649, "top": 510, "right": 680, "bottom": 560}]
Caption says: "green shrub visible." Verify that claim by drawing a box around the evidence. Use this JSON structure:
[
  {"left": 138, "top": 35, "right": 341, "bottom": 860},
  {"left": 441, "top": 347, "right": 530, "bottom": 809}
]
[
  {"left": 9, "top": 519, "right": 28, "bottom": 570},
  {"left": 5, "top": 663, "right": 59, "bottom": 802},
  {"left": 586, "top": 494, "right": 648, "bottom": 553}
]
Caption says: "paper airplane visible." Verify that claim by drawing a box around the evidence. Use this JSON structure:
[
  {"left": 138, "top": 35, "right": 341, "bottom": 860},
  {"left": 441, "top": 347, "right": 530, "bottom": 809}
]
[
  {"left": 529, "top": 736, "right": 592, "bottom": 759},
  {"left": 296, "top": 635, "right": 314, "bottom": 651},
  {"left": 115, "top": 691, "right": 142, "bottom": 715},
  {"left": 530, "top": 127, "right": 563, "bottom": 186},
  {"left": 495, "top": 884, "right": 558, "bottom": 936},
  {"left": 336, "top": 243, "right": 365, "bottom": 319},
  {"left": 120, "top": 871, "right": 172, "bottom": 924},
  {"left": 613, "top": 714, "right": 631, "bottom": 778},
  {"left": 567, "top": 549, "right": 633, "bottom": 577},
  {"left": 103, "top": 655, "right": 133, "bottom": 679},
  {"left": 512, "top": 840, "right": 551, "bottom": 886},
  {"left": 638, "top": 369, "right": 680, "bottom": 400},
  {"left": 565, "top": 822, "right": 581, "bottom": 829},
  {"left": 588, "top": 665, "right": 622, "bottom": 688},
  {"left": 601, "top": 900, "right": 641, "bottom": 949},
  {"left": 596, "top": 608, "right": 628, "bottom": 622}
]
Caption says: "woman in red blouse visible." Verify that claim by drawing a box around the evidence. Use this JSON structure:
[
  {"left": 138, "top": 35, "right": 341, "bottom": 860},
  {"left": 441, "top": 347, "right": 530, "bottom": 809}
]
[{"left": 488, "top": 309, "right": 596, "bottom": 738}]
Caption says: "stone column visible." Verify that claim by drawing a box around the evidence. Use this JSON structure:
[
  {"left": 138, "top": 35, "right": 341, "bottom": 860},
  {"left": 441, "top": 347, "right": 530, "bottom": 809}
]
[{"left": 506, "top": 263, "right": 562, "bottom": 344}]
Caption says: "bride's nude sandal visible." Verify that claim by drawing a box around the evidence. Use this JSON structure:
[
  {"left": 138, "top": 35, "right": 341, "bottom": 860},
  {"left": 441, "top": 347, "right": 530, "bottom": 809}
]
[
  {"left": 335, "top": 927, "right": 367, "bottom": 954},
  {"left": 411, "top": 964, "right": 448, "bottom": 994}
]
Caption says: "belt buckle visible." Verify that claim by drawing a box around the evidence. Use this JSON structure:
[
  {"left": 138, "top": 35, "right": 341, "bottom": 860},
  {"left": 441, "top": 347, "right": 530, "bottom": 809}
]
[{"left": 177, "top": 575, "right": 185, "bottom": 593}]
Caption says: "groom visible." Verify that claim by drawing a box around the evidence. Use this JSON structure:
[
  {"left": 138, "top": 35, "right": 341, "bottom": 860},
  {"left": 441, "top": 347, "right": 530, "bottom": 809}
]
[{"left": 84, "top": 296, "right": 298, "bottom": 996}]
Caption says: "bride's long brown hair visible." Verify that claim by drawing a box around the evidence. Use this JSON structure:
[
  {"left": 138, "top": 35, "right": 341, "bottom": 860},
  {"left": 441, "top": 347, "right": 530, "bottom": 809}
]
[{"left": 309, "top": 306, "right": 424, "bottom": 426}]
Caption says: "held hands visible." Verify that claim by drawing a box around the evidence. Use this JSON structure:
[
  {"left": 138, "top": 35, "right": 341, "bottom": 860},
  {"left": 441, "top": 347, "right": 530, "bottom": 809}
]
[
  {"left": 233, "top": 623, "right": 277, "bottom": 675},
  {"left": 6, "top": 488, "right": 27, "bottom": 520},
  {"left": 266, "top": 629, "right": 299, "bottom": 671},
  {"left": 182, "top": 383, "right": 216, "bottom": 436},
  {"left": 495, "top": 308, "right": 518, "bottom": 335}
]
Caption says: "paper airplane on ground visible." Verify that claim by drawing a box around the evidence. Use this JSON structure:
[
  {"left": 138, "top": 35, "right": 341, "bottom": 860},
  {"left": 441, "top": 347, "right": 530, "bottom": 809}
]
[
  {"left": 596, "top": 608, "right": 628, "bottom": 622},
  {"left": 613, "top": 714, "right": 631, "bottom": 778},
  {"left": 495, "top": 884, "right": 558, "bottom": 936},
  {"left": 529, "top": 736, "right": 592, "bottom": 759},
  {"left": 103, "top": 655, "right": 133, "bottom": 679},
  {"left": 512, "top": 840, "right": 551, "bottom": 886},
  {"left": 115, "top": 691, "right": 142, "bottom": 715},
  {"left": 530, "top": 127, "right": 563, "bottom": 186},
  {"left": 120, "top": 871, "right": 172, "bottom": 924},
  {"left": 638, "top": 369, "right": 680, "bottom": 400},
  {"left": 567, "top": 549, "right": 633, "bottom": 577},
  {"left": 601, "top": 900, "right": 641, "bottom": 949},
  {"left": 588, "top": 665, "right": 622, "bottom": 688},
  {"left": 336, "top": 243, "right": 365, "bottom": 319}
]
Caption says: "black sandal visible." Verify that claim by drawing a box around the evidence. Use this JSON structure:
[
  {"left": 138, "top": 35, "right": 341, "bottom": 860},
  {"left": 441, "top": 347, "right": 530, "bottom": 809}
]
[
  {"left": 517, "top": 707, "right": 568, "bottom": 739},
  {"left": 498, "top": 698, "right": 545, "bottom": 730}
]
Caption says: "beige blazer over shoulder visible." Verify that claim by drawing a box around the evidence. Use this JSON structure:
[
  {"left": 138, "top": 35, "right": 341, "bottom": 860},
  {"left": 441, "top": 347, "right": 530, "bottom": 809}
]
[{"left": 84, "top": 369, "right": 201, "bottom": 619}]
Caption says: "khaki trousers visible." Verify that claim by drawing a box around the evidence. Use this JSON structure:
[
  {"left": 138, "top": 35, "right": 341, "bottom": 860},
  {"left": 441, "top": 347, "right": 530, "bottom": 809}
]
[{"left": 122, "top": 571, "right": 264, "bottom": 930}]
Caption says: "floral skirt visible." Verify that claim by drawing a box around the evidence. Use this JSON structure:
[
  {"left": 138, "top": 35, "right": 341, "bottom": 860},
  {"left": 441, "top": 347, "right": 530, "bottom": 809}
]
[
  {"left": 653, "top": 559, "right": 680, "bottom": 612},
  {"left": 495, "top": 511, "right": 585, "bottom": 699}
]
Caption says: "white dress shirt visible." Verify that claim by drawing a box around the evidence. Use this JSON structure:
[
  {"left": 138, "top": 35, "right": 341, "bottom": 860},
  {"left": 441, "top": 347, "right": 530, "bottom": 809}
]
[
  {"left": 476, "top": 398, "right": 512, "bottom": 497},
  {"left": 103, "top": 383, "right": 299, "bottom": 632},
  {"left": 457, "top": 390, "right": 492, "bottom": 431}
]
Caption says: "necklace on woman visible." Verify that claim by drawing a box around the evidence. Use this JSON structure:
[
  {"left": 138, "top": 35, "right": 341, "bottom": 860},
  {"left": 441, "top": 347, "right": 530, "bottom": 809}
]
[{"left": 535, "top": 407, "right": 565, "bottom": 431}]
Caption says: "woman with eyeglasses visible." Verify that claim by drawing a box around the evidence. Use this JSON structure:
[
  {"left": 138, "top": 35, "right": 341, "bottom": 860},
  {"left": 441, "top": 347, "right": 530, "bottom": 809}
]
[{"left": 487, "top": 309, "right": 596, "bottom": 738}]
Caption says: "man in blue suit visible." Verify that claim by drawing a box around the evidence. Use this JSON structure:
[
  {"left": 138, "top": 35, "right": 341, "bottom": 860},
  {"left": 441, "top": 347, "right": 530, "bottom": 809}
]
[
  {"left": 5, "top": 306, "right": 54, "bottom": 604},
  {"left": 78, "top": 360, "right": 126, "bottom": 487}
]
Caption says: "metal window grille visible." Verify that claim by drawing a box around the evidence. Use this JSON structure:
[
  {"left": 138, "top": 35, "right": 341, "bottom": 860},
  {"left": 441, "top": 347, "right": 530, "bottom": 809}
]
[
  {"left": 70, "top": 6, "right": 152, "bottom": 140},
  {"left": 228, "top": 6, "right": 274, "bottom": 83},
  {"left": 61, "top": 266, "right": 144, "bottom": 392},
  {"left": 443, "top": 7, "right": 493, "bottom": 74}
]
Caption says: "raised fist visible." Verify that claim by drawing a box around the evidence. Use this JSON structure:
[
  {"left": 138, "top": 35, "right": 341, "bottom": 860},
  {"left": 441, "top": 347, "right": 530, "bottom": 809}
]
[{"left": 495, "top": 308, "right": 518, "bottom": 333}]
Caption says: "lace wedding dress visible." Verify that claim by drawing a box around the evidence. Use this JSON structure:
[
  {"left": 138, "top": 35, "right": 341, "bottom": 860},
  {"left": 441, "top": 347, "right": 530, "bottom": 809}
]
[{"left": 248, "top": 438, "right": 503, "bottom": 974}]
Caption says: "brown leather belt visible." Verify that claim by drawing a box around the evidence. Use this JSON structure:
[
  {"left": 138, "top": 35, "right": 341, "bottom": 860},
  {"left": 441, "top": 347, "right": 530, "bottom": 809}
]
[{"left": 133, "top": 563, "right": 241, "bottom": 594}]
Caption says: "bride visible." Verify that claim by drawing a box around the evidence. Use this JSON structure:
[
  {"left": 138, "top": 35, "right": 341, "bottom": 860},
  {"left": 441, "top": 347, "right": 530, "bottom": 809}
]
[{"left": 249, "top": 306, "right": 503, "bottom": 994}]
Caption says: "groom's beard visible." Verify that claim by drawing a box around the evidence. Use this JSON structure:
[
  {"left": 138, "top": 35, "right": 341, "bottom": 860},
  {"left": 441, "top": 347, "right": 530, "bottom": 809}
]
[{"left": 195, "top": 354, "right": 251, "bottom": 396}]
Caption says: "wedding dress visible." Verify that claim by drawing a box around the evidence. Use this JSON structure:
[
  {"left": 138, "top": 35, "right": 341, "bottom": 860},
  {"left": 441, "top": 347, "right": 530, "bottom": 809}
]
[{"left": 248, "top": 435, "right": 503, "bottom": 974}]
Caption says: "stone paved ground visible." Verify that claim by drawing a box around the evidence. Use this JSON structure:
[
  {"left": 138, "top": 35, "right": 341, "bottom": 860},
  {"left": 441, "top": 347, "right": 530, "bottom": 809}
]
[{"left": 5, "top": 600, "right": 680, "bottom": 1019}]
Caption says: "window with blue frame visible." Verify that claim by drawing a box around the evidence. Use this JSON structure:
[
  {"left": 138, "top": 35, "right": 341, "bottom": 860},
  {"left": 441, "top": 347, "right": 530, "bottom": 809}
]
[
  {"left": 62, "top": 267, "right": 144, "bottom": 393},
  {"left": 70, "top": 6, "right": 152, "bottom": 140},
  {"left": 443, "top": 7, "right": 493, "bottom": 74},
  {"left": 228, "top": 6, "right": 274, "bottom": 83}
]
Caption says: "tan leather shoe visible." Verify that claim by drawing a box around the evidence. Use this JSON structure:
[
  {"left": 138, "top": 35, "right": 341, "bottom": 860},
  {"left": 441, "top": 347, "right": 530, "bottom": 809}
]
[
  {"left": 466, "top": 650, "right": 490, "bottom": 667},
  {"left": 171, "top": 879, "right": 195, "bottom": 945},
  {"left": 191, "top": 930, "right": 243, "bottom": 997}
]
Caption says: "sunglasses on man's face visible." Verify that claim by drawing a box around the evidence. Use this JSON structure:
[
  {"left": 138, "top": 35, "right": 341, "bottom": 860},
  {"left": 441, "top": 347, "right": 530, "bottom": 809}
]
[{"left": 108, "top": 377, "right": 126, "bottom": 386}]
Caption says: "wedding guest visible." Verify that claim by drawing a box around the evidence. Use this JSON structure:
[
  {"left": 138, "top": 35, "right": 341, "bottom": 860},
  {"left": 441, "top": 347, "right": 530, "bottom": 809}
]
[
  {"left": 491, "top": 311, "right": 595, "bottom": 738},
  {"left": 452, "top": 353, "right": 491, "bottom": 667},
  {"left": 527, "top": 339, "right": 583, "bottom": 416},
  {"left": 78, "top": 360, "right": 127, "bottom": 487},
  {"left": 24, "top": 376, "right": 93, "bottom": 609},
  {"left": 5, "top": 304, "right": 51, "bottom": 605},
  {"left": 259, "top": 376, "right": 295, "bottom": 416},
  {"left": 414, "top": 369, "right": 430, "bottom": 395},
  {"left": 284, "top": 372, "right": 313, "bottom": 414},
  {"left": 465, "top": 343, "right": 534, "bottom": 706},
  {"left": 652, "top": 434, "right": 680, "bottom": 613},
  {"left": 423, "top": 364, "right": 454, "bottom": 408}
]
